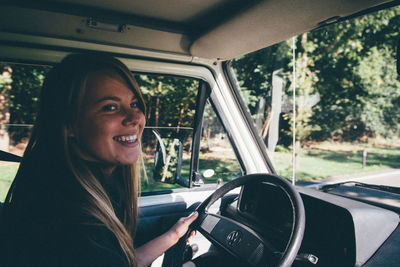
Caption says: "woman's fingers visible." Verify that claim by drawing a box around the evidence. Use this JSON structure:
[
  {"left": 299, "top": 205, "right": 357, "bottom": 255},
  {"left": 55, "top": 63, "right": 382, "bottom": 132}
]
[
  {"left": 172, "top": 211, "right": 199, "bottom": 239},
  {"left": 185, "top": 211, "right": 199, "bottom": 225}
]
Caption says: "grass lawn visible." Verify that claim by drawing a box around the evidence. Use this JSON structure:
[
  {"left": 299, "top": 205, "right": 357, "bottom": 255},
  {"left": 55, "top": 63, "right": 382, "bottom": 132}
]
[
  {"left": 272, "top": 146, "right": 400, "bottom": 181},
  {"left": 140, "top": 156, "right": 242, "bottom": 192},
  {"left": 1, "top": 145, "right": 399, "bottom": 201},
  {"left": 0, "top": 163, "right": 19, "bottom": 202}
]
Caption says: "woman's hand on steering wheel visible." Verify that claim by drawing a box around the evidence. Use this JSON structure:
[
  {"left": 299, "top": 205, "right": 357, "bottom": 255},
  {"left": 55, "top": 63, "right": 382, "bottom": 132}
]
[{"left": 169, "top": 211, "right": 199, "bottom": 245}]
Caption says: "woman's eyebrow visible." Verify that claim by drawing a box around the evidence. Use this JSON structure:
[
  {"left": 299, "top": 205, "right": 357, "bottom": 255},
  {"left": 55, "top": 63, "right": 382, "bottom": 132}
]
[
  {"left": 95, "top": 96, "right": 121, "bottom": 103},
  {"left": 95, "top": 95, "right": 137, "bottom": 104}
]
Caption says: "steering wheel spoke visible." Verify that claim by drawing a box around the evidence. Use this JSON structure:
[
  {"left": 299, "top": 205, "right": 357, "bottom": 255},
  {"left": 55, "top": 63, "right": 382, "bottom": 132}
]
[{"left": 198, "top": 212, "right": 267, "bottom": 266}]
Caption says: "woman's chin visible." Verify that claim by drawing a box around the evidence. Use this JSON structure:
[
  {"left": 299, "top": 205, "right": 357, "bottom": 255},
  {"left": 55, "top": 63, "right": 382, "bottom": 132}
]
[{"left": 117, "top": 156, "right": 140, "bottom": 166}]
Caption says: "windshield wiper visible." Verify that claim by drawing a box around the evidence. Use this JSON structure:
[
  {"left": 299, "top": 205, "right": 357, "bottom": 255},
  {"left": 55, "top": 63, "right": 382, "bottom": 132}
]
[{"left": 319, "top": 181, "right": 400, "bottom": 195}]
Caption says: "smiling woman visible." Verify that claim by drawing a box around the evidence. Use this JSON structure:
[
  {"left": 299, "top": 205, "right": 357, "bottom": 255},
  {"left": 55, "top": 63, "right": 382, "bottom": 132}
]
[
  {"left": 0, "top": 62, "right": 203, "bottom": 198},
  {"left": 71, "top": 69, "right": 146, "bottom": 169},
  {"left": 0, "top": 53, "right": 198, "bottom": 267}
]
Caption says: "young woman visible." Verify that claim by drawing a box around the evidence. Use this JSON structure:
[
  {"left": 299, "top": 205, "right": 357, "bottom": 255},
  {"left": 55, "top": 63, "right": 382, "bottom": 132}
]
[{"left": 1, "top": 53, "right": 198, "bottom": 267}]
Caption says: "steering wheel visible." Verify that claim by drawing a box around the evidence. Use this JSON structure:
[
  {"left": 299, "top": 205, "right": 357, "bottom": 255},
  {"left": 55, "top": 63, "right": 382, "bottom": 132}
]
[{"left": 172, "top": 173, "right": 305, "bottom": 267}]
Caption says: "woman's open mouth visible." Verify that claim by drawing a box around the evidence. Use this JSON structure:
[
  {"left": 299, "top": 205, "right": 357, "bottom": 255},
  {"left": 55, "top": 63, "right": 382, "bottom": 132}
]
[{"left": 113, "top": 134, "right": 138, "bottom": 144}]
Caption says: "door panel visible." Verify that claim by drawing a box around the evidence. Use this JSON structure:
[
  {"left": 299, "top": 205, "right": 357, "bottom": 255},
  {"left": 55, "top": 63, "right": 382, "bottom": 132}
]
[
  {"left": 136, "top": 189, "right": 240, "bottom": 266},
  {"left": 136, "top": 201, "right": 200, "bottom": 247}
]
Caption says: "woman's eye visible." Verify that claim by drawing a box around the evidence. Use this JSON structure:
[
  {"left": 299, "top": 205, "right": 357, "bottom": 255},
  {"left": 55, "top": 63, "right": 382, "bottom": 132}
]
[
  {"left": 101, "top": 104, "right": 118, "bottom": 111},
  {"left": 130, "top": 102, "right": 144, "bottom": 111},
  {"left": 131, "top": 102, "right": 145, "bottom": 112}
]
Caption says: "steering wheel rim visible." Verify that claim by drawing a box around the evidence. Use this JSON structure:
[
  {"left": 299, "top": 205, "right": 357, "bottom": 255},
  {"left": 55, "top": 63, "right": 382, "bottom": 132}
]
[{"left": 174, "top": 173, "right": 305, "bottom": 267}]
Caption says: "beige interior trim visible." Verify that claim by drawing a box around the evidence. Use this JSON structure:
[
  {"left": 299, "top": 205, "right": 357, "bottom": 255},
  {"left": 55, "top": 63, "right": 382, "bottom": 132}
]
[
  {"left": 190, "top": 0, "right": 391, "bottom": 60},
  {"left": 0, "top": 0, "right": 392, "bottom": 61},
  {"left": 0, "top": 6, "right": 191, "bottom": 56}
]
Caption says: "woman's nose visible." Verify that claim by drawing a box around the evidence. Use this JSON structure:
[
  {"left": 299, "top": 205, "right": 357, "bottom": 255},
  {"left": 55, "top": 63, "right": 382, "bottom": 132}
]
[{"left": 122, "top": 108, "right": 143, "bottom": 126}]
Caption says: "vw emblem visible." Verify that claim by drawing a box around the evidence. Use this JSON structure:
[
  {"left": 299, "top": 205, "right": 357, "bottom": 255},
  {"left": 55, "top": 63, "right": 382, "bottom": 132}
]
[{"left": 226, "top": 230, "right": 242, "bottom": 247}]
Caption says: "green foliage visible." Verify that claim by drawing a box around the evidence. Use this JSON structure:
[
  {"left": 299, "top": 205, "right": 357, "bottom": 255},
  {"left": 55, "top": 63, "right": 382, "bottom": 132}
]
[
  {"left": 0, "top": 65, "right": 12, "bottom": 90},
  {"left": 356, "top": 46, "right": 400, "bottom": 137},
  {"left": 137, "top": 75, "right": 198, "bottom": 128},
  {"left": 232, "top": 42, "right": 290, "bottom": 114},
  {"left": 233, "top": 6, "right": 400, "bottom": 144},
  {"left": 0, "top": 66, "right": 199, "bottom": 146},
  {"left": 310, "top": 7, "right": 400, "bottom": 141},
  {"left": 136, "top": 75, "right": 198, "bottom": 147},
  {"left": 0, "top": 64, "right": 50, "bottom": 144}
]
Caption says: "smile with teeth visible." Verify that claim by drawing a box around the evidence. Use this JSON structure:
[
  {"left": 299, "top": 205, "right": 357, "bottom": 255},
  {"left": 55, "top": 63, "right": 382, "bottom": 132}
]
[{"left": 113, "top": 134, "right": 138, "bottom": 143}]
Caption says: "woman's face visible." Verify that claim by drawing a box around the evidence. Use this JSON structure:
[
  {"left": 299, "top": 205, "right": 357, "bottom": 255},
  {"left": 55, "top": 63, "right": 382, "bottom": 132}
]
[{"left": 71, "top": 70, "right": 145, "bottom": 172}]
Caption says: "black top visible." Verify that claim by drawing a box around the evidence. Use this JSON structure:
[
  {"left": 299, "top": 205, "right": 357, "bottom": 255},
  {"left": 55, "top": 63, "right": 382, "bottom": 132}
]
[
  {"left": 1, "top": 222, "right": 128, "bottom": 267},
  {"left": 0, "top": 159, "right": 130, "bottom": 267}
]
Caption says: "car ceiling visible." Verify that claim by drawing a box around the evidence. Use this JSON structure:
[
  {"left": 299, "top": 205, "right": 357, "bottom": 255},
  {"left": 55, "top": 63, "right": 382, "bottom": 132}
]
[{"left": 0, "top": 0, "right": 396, "bottom": 60}]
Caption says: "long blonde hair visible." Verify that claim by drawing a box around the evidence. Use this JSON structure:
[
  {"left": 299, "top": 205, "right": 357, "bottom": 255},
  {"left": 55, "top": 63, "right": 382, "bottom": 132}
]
[{"left": 4, "top": 53, "right": 145, "bottom": 266}]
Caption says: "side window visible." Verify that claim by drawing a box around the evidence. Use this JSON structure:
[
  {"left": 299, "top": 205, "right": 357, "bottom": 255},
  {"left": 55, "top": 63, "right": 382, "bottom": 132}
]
[
  {"left": 135, "top": 75, "right": 199, "bottom": 192},
  {"left": 198, "top": 101, "right": 242, "bottom": 184},
  {"left": 0, "top": 64, "right": 200, "bottom": 200},
  {"left": 0, "top": 63, "right": 49, "bottom": 201}
]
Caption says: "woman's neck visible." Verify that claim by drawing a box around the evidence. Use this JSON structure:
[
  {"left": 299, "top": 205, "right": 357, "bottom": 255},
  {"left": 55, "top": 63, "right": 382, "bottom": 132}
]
[{"left": 101, "top": 166, "right": 117, "bottom": 180}]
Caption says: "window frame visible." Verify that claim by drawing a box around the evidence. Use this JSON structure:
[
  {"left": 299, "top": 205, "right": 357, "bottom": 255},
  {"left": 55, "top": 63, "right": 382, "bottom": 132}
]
[{"left": 0, "top": 48, "right": 273, "bottom": 197}]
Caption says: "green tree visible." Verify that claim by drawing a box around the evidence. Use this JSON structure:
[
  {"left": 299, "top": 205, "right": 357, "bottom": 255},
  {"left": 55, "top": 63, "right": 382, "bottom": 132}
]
[
  {"left": 136, "top": 75, "right": 198, "bottom": 147},
  {"left": 310, "top": 6, "right": 400, "bottom": 141},
  {"left": 357, "top": 46, "right": 400, "bottom": 137},
  {"left": 233, "top": 5, "right": 400, "bottom": 145},
  {"left": 0, "top": 63, "right": 50, "bottom": 145}
]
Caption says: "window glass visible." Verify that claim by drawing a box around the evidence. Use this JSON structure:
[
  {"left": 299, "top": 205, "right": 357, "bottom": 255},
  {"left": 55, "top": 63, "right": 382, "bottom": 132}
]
[
  {"left": 136, "top": 75, "right": 199, "bottom": 192},
  {"left": 198, "top": 101, "right": 242, "bottom": 184},
  {"left": 0, "top": 63, "right": 199, "bottom": 200},
  {"left": 0, "top": 63, "right": 49, "bottom": 201},
  {"left": 232, "top": 6, "right": 400, "bottom": 187}
]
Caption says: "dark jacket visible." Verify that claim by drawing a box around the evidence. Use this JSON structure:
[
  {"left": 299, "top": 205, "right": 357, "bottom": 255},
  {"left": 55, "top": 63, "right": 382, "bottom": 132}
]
[{"left": 0, "top": 157, "right": 130, "bottom": 267}]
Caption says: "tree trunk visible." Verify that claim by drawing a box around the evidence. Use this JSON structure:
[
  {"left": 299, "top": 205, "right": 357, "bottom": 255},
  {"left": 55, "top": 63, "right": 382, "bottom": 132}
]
[
  {"left": 176, "top": 103, "right": 188, "bottom": 134},
  {"left": 146, "top": 94, "right": 152, "bottom": 121},
  {"left": 155, "top": 81, "right": 162, "bottom": 127},
  {"left": 294, "top": 32, "right": 309, "bottom": 170}
]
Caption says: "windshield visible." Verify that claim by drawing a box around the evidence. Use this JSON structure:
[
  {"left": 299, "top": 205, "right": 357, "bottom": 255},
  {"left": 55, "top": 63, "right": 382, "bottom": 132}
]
[{"left": 232, "top": 6, "right": 400, "bottom": 189}]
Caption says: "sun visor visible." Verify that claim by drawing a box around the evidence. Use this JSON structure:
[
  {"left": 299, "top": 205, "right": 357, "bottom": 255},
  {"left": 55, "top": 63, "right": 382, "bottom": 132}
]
[{"left": 190, "top": 0, "right": 390, "bottom": 60}]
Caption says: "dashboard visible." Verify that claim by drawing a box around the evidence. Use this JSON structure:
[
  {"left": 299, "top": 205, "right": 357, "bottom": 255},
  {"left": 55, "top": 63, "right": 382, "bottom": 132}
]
[{"left": 223, "top": 182, "right": 400, "bottom": 266}]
